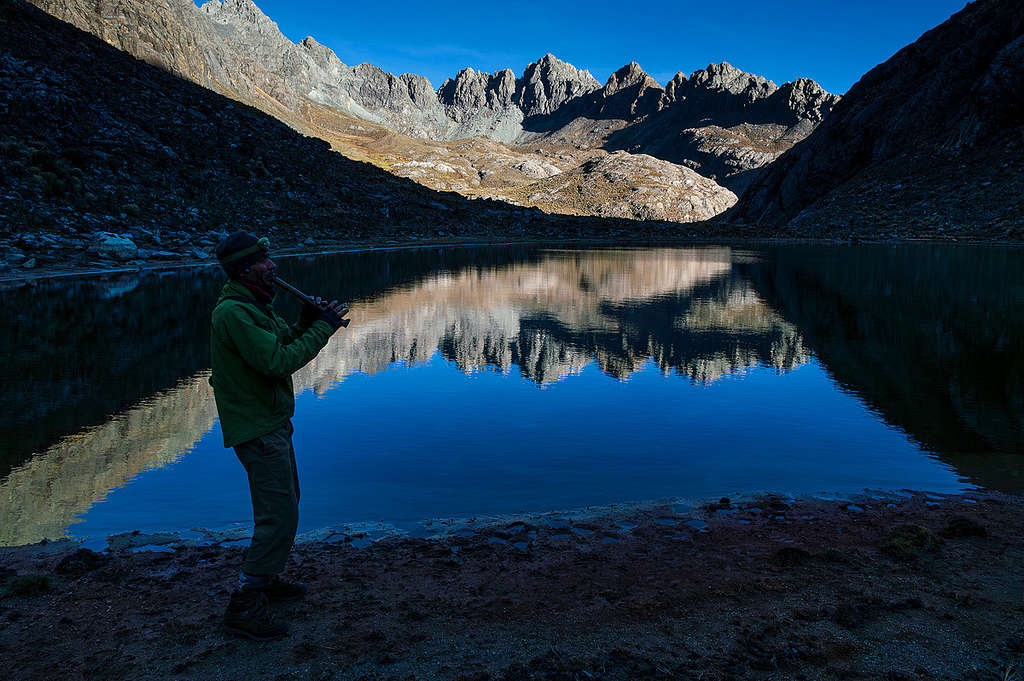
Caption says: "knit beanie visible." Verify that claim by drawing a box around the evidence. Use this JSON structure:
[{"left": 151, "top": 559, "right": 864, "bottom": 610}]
[{"left": 215, "top": 231, "right": 269, "bottom": 277}]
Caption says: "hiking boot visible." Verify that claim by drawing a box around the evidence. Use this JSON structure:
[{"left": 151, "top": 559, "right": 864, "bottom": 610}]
[
  {"left": 223, "top": 590, "right": 288, "bottom": 641},
  {"left": 259, "top": 576, "right": 307, "bottom": 602}
]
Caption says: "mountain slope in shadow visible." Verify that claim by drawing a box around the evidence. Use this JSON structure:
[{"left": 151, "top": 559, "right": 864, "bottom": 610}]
[{"left": 728, "top": 0, "right": 1024, "bottom": 238}]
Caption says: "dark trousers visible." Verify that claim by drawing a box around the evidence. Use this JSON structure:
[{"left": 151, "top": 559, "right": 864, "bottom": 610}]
[{"left": 234, "top": 421, "right": 299, "bottom": 576}]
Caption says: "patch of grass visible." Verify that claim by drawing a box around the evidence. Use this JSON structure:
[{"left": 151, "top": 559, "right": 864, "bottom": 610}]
[
  {"left": 882, "top": 524, "right": 941, "bottom": 561},
  {"left": 1, "top": 574, "right": 51, "bottom": 598}
]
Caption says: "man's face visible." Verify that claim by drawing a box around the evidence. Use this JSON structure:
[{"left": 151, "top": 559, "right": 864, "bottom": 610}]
[{"left": 240, "top": 255, "right": 276, "bottom": 289}]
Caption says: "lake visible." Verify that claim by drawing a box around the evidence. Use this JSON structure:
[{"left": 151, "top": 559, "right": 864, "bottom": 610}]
[{"left": 1, "top": 243, "right": 1021, "bottom": 547}]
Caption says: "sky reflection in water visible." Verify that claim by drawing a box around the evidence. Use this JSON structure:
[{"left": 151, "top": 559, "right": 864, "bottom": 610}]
[{"left": 76, "top": 355, "right": 958, "bottom": 542}]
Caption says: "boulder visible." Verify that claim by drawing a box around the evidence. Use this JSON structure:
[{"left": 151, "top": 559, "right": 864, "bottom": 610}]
[{"left": 90, "top": 233, "right": 138, "bottom": 261}]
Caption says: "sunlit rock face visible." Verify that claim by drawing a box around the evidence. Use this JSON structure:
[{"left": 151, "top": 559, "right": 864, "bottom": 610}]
[
  {"left": 521, "top": 152, "right": 738, "bottom": 221},
  {"left": 29, "top": 0, "right": 452, "bottom": 138}
]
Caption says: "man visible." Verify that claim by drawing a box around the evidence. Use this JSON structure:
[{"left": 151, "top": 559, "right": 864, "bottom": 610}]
[{"left": 210, "top": 231, "right": 348, "bottom": 640}]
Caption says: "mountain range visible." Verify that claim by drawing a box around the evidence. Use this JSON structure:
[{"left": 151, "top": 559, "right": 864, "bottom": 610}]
[
  {"left": 3, "top": 0, "right": 1021, "bottom": 251},
  {"left": 28, "top": 0, "right": 839, "bottom": 221}
]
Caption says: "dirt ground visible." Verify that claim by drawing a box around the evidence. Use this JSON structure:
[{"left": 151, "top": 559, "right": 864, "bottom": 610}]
[{"left": 2, "top": 491, "right": 1023, "bottom": 681}]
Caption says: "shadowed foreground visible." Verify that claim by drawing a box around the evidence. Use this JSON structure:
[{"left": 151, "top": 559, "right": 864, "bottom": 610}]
[{"left": 2, "top": 492, "right": 1023, "bottom": 680}]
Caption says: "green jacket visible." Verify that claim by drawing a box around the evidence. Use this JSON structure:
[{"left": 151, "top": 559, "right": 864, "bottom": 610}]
[{"left": 210, "top": 279, "right": 333, "bottom": 448}]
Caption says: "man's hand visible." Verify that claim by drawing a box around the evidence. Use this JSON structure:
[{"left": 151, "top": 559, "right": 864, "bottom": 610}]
[
  {"left": 299, "top": 297, "right": 323, "bottom": 328},
  {"left": 318, "top": 300, "right": 350, "bottom": 331}
]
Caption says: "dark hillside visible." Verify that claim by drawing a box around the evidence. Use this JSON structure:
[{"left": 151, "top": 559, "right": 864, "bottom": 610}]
[{"left": 728, "top": 0, "right": 1024, "bottom": 238}]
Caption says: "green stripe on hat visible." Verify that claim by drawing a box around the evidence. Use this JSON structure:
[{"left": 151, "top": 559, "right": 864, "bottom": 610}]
[{"left": 220, "top": 242, "right": 267, "bottom": 264}]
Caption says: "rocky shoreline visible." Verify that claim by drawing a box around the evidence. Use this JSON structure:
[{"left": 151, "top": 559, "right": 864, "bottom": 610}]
[
  {"left": 4, "top": 231, "right": 1021, "bottom": 288},
  {"left": 0, "top": 233, "right": 647, "bottom": 285},
  {"left": 2, "top": 491, "right": 1023, "bottom": 680}
]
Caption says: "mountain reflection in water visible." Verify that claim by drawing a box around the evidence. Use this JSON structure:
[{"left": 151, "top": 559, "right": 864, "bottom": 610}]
[
  {"left": 336, "top": 248, "right": 806, "bottom": 386},
  {"left": 0, "top": 244, "right": 1020, "bottom": 545}
]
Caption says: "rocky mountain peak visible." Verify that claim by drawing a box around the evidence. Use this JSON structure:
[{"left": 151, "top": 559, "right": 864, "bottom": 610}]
[
  {"left": 438, "top": 66, "right": 519, "bottom": 119},
  {"left": 200, "top": 0, "right": 276, "bottom": 32},
  {"left": 689, "top": 62, "right": 777, "bottom": 103},
  {"left": 664, "top": 72, "right": 688, "bottom": 103},
  {"left": 438, "top": 67, "right": 490, "bottom": 112},
  {"left": 299, "top": 35, "right": 347, "bottom": 70},
  {"left": 590, "top": 62, "right": 663, "bottom": 120},
  {"left": 491, "top": 68, "right": 517, "bottom": 105},
  {"left": 517, "top": 53, "right": 600, "bottom": 117},
  {"left": 770, "top": 77, "right": 841, "bottom": 122},
  {"left": 604, "top": 62, "right": 660, "bottom": 96},
  {"left": 534, "top": 53, "right": 579, "bottom": 70}
]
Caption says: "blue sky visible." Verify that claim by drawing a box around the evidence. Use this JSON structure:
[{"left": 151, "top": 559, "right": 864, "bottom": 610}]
[{"left": 202, "top": 0, "right": 967, "bottom": 95}]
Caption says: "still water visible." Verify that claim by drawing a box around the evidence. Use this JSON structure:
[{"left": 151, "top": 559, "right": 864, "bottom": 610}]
[{"left": 1, "top": 244, "right": 1021, "bottom": 546}]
